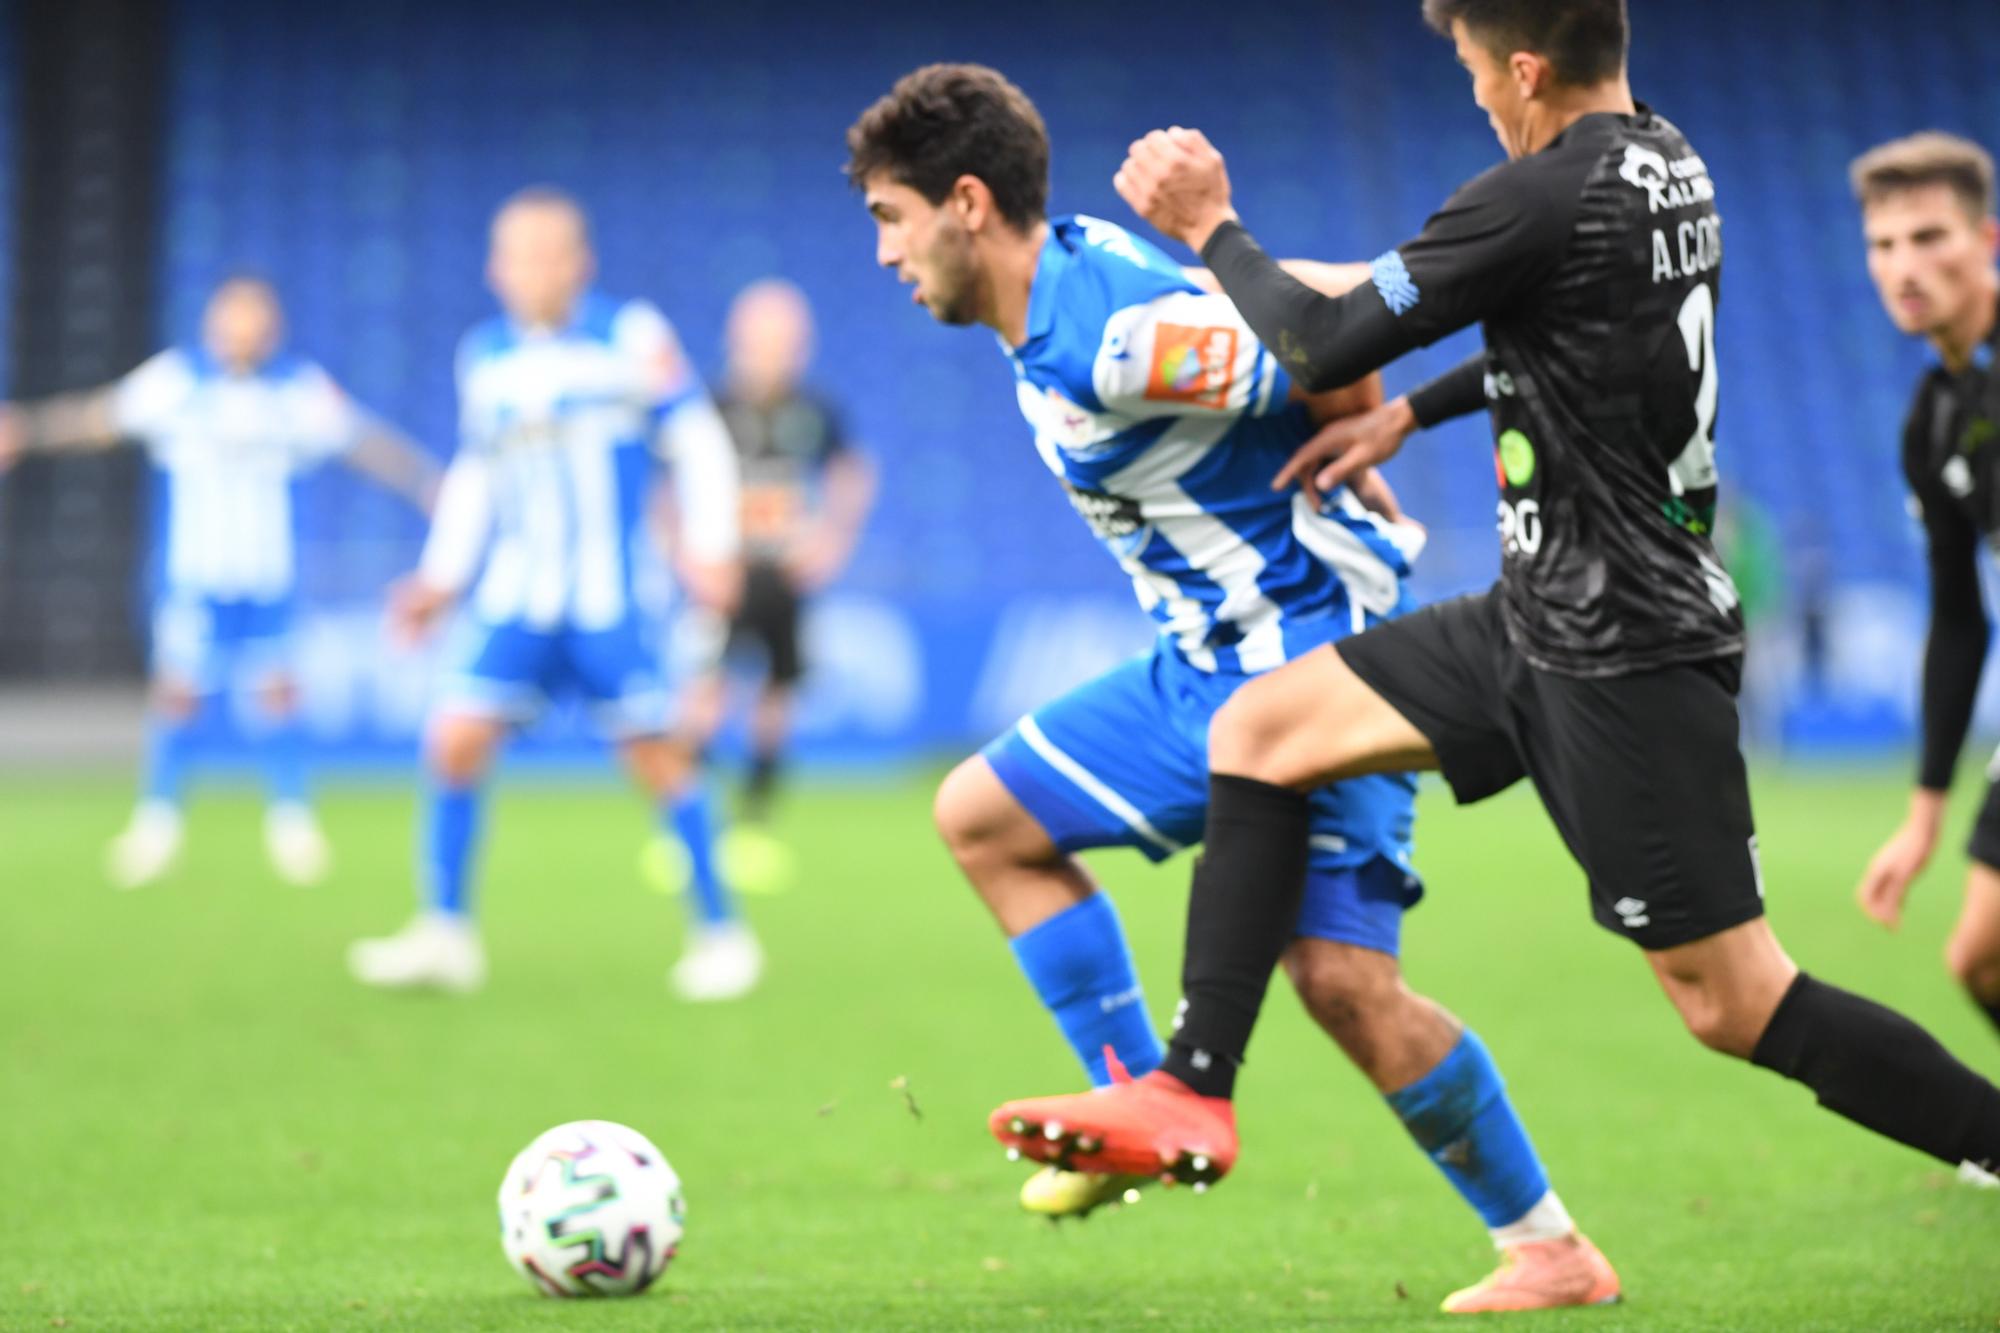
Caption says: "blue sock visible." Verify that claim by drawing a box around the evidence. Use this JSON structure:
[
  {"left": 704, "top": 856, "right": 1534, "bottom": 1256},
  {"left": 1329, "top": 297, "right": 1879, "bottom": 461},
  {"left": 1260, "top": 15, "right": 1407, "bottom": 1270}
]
[
  {"left": 259, "top": 719, "right": 310, "bottom": 807},
  {"left": 1009, "top": 894, "right": 1162, "bottom": 1086},
  {"left": 667, "top": 783, "right": 735, "bottom": 927},
  {"left": 141, "top": 714, "right": 196, "bottom": 808},
  {"left": 422, "top": 781, "right": 483, "bottom": 918},
  {"left": 1386, "top": 1029, "right": 1551, "bottom": 1229}
]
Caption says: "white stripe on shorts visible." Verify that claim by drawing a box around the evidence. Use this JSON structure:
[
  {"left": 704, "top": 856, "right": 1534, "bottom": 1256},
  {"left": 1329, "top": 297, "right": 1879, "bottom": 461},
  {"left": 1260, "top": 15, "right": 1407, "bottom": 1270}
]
[{"left": 1016, "top": 715, "right": 1185, "bottom": 858}]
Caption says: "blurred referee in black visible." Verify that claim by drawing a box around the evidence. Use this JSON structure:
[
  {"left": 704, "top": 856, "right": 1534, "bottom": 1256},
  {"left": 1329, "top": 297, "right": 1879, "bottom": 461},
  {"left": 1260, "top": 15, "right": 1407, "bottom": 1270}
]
[{"left": 684, "top": 279, "right": 875, "bottom": 857}]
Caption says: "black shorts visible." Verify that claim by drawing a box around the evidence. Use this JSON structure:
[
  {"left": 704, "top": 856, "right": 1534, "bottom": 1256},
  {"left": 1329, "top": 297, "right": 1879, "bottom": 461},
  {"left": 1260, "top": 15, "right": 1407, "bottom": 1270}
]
[
  {"left": 1336, "top": 588, "right": 1765, "bottom": 951},
  {"left": 1969, "top": 757, "right": 2000, "bottom": 871},
  {"left": 727, "top": 559, "right": 804, "bottom": 686}
]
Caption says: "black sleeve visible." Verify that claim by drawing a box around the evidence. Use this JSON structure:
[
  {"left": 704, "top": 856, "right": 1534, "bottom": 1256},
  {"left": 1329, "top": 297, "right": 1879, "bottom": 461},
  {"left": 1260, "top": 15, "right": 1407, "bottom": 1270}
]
[
  {"left": 1199, "top": 159, "right": 1577, "bottom": 393},
  {"left": 1906, "top": 406, "right": 1990, "bottom": 791},
  {"left": 1406, "top": 353, "right": 1488, "bottom": 429}
]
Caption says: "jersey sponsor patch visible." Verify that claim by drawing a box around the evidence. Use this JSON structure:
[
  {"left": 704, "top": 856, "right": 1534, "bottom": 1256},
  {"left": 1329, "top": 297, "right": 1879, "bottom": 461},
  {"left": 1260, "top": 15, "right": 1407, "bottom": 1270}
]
[{"left": 1144, "top": 322, "right": 1237, "bottom": 408}]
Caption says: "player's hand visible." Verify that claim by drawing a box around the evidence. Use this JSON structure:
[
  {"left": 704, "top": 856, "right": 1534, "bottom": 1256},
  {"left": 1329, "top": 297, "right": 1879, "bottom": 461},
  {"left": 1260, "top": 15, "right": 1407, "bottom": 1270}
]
[
  {"left": 1273, "top": 396, "right": 1420, "bottom": 508},
  {"left": 386, "top": 574, "right": 456, "bottom": 647},
  {"left": 1114, "top": 127, "right": 1238, "bottom": 253},
  {"left": 679, "top": 557, "right": 743, "bottom": 616},
  {"left": 1345, "top": 467, "right": 1410, "bottom": 526},
  {"left": 0, "top": 404, "right": 25, "bottom": 473},
  {"left": 785, "top": 533, "right": 845, "bottom": 594},
  {"left": 1856, "top": 815, "right": 1938, "bottom": 929}
]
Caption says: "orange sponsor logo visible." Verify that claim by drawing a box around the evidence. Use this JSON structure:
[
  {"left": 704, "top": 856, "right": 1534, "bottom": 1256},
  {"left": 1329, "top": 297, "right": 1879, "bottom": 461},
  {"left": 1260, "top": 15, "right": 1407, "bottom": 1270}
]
[{"left": 1144, "top": 323, "right": 1237, "bottom": 409}]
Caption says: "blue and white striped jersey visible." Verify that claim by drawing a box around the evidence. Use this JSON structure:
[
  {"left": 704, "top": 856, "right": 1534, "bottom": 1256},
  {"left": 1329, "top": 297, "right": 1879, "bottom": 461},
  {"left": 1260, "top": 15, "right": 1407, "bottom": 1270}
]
[
  {"left": 419, "top": 293, "right": 739, "bottom": 632},
  {"left": 113, "top": 347, "right": 362, "bottom": 602},
  {"left": 1006, "top": 216, "right": 1419, "bottom": 673}
]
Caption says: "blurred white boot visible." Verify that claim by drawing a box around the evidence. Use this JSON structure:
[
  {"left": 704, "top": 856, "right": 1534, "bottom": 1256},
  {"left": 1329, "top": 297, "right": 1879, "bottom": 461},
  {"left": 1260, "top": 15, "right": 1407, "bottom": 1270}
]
[
  {"left": 670, "top": 922, "right": 763, "bottom": 1002},
  {"left": 348, "top": 913, "right": 487, "bottom": 993},
  {"left": 265, "top": 802, "right": 331, "bottom": 887},
  {"left": 106, "top": 800, "right": 184, "bottom": 891}
]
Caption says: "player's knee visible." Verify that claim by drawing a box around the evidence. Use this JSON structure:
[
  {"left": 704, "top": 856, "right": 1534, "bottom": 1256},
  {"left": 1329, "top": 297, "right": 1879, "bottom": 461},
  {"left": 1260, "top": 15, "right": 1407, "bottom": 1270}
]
[
  {"left": 932, "top": 759, "right": 993, "bottom": 862},
  {"left": 151, "top": 677, "right": 199, "bottom": 721},
  {"left": 256, "top": 675, "right": 299, "bottom": 719},
  {"left": 1282, "top": 940, "right": 1400, "bottom": 1042},
  {"left": 1943, "top": 929, "right": 2000, "bottom": 993},
  {"left": 1209, "top": 681, "right": 1294, "bottom": 782},
  {"left": 1672, "top": 992, "right": 1760, "bottom": 1058},
  {"left": 427, "top": 716, "right": 496, "bottom": 786}
]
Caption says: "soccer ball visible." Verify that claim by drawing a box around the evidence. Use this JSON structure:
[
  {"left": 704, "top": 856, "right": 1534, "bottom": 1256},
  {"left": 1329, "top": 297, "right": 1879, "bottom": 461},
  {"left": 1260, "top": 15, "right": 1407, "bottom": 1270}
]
[{"left": 497, "top": 1119, "right": 685, "bottom": 1297}]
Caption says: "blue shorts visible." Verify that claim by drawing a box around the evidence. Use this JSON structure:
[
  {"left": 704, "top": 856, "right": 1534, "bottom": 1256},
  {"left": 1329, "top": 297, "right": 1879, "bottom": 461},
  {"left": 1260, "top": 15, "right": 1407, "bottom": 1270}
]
[
  {"left": 984, "top": 645, "right": 1422, "bottom": 957},
  {"left": 151, "top": 593, "right": 296, "bottom": 693},
  {"left": 438, "top": 616, "right": 672, "bottom": 738}
]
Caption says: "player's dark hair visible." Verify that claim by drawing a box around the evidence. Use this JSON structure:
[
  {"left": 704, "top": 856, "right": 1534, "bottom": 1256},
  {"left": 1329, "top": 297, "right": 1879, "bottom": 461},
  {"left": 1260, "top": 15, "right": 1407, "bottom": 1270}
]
[
  {"left": 845, "top": 64, "right": 1048, "bottom": 231},
  {"left": 1422, "top": 0, "right": 1629, "bottom": 87},
  {"left": 1851, "top": 132, "right": 1997, "bottom": 221}
]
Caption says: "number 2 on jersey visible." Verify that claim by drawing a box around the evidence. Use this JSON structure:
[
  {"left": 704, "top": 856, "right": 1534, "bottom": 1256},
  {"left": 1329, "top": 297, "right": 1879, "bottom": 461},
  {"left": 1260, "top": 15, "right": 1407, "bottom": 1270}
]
[{"left": 1669, "top": 281, "right": 1719, "bottom": 496}]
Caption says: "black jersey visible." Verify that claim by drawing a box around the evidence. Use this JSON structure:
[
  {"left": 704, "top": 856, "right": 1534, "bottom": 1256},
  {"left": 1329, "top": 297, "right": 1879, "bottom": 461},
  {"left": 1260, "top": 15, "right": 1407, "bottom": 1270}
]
[
  {"left": 714, "top": 387, "right": 849, "bottom": 558},
  {"left": 1205, "top": 107, "right": 1743, "bottom": 677},
  {"left": 1900, "top": 296, "right": 2000, "bottom": 790}
]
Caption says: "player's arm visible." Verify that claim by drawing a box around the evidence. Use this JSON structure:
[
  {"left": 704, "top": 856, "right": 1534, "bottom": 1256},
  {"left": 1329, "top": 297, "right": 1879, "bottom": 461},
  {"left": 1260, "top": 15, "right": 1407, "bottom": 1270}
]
[
  {"left": 389, "top": 450, "right": 492, "bottom": 645},
  {"left": 1274, "top": 351, "right": 1488, "bottom": 505},
  {"left": 658, "top": 391, "right": 743, "bottom": 610},
  {"left": 1181, "top": 259, "right": 1374, "bottom": 299},
  {"left": 1857, "top": 426, "right": 1989, "bottom": 926},
  {"left": 790, "top": 438, "right": 877, "bottom": 593},
  {"left": 1116, "top": 128, "right": 1566, "bottom": 449},
  {"left": 343, "top": 416, "right": 444, "bottom": 513}
]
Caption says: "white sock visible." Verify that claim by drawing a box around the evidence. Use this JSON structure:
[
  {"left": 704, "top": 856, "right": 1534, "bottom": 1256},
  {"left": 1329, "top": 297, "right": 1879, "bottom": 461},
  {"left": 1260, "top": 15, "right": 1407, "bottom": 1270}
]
[{"left": 1488, "top": 1189, "right": 1576, "bottom": 1248}]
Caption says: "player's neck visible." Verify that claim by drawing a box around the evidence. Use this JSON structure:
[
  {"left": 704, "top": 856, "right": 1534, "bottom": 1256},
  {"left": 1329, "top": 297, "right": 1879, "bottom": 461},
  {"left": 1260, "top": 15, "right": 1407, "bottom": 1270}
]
[
  {"left": 1524, "top": 77, "right": 1636, "bottom": 156},
  {"left": 1929, "top": 276, "right": 1999, "bottom": 372},
  {"left": 986, "top": 219, "right": 1052, "bottom": 347}
]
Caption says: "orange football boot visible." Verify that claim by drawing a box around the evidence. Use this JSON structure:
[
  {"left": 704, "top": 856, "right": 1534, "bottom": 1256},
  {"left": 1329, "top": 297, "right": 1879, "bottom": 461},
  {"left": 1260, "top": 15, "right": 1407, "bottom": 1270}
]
[
  {"left": 1440, "top": 1233, "right": 1622, "bottom": 1314},
  {"left": 987, "top": 1050, "right": 1238, "bottom": 1188}
]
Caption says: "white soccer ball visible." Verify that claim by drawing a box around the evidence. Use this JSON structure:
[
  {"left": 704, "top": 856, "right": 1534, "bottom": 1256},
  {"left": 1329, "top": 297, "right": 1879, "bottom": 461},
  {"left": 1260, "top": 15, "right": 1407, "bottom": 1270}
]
[{"left": 497, "top": 1119, "right": 685, "bottom": 1297}]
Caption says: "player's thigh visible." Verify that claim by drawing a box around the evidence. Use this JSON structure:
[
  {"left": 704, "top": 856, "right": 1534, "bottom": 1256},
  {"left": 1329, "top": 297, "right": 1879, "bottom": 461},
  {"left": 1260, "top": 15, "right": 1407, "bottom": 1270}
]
[
  {"left": 424, "top": 709, "right": 508, "bottom": 784},
  {"left": 980, "top": 650, "right": 1205, "bottom": 865},
  {"left": 566, "top": 618, "right": 674, "bottom": 740},
  {"left": 439, "top": 619, "right": 557, "bottom": 730},
  {"left": 149, "top": 594, "right": 219, "bottom": 715},
  {"left": 1945, "top": 861, "right": 2000, "bottom": 990},
  {"left": 1208, "top": 643, "right": 1433, "bottom": 787},
  {"left": 1527, "top": 657, "right": 1769, "bottom": 954}
]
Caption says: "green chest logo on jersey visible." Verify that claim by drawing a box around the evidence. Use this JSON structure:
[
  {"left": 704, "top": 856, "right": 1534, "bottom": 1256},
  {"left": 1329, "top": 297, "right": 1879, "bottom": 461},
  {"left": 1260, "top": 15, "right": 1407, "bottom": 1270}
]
[
  {"left": 1962, "top": 415, "right": 1997, "bottom": 455},
  {"left": 1496, "top": 430, "right": 1536, "bottom": 488}
]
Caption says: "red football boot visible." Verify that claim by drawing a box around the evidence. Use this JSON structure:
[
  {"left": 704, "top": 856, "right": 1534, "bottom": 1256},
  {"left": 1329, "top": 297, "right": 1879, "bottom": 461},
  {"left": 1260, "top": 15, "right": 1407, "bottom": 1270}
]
[{"left": 987, "top": 1050, "right": 1238, "bottom": 1188}]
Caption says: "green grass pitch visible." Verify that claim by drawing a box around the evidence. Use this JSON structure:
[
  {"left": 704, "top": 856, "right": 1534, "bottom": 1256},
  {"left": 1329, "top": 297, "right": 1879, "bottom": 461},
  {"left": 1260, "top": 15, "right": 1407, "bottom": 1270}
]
[{"left": 1, "top": 766, "right": 1996, "bottom": 1330}]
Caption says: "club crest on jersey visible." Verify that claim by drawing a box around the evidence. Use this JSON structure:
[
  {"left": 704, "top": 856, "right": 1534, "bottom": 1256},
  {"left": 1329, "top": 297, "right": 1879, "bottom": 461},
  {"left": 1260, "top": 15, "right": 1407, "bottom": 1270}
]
[{"left": 1145, "top": 323, "right": 1236, "bottom": 409}]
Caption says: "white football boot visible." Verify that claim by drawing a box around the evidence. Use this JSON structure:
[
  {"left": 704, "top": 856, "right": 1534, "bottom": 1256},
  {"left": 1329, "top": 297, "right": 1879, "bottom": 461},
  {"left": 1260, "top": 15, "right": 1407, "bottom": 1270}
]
[
  {"left": 669, "top": 922, "right": 763, "bottom": 1002},
  {"left": 264, "top": 803, "right": 332, "bottom": 887},
  {"left": 106, "top": 800, "right": 184, "bottom": 890},
  {"left": 347, "top": 913, "right": 487, "bottom": 993}
]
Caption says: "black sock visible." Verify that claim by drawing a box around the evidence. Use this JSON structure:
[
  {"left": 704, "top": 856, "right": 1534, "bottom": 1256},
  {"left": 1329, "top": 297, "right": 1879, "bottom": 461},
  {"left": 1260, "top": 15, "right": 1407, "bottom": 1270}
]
[
  {"left": 743, "top": 751, "right": 781, "bottom": 823},
  {"left": 1751, "top": 972, "right": 2000, "bottom": 1173},
  {"left": 1158, "top": 774, "right": 1311, "bottom": 1100}
]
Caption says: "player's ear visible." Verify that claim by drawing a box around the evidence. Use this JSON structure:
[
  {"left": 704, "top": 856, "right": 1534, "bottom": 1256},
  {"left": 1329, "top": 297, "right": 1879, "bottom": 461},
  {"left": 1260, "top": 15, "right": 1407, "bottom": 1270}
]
[
  {"left": 949, "top": 174, "right": 993, "bottom": 233},
  {"left": 1981, "top": 214, "right": 2000, "bottom": 262},
  {"left": 1509, "top": 50, "right": 1546, "bottom": 100}
]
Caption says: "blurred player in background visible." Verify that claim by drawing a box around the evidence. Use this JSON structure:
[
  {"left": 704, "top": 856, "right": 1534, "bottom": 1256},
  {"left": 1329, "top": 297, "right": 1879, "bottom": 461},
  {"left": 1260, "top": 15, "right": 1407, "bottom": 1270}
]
[
  {"left": 346, "top": 188, "right": 759, "bottom": 1001},
  {"left": 1851, "top": 132, "right": 2000, "bottom": 1043},
  {"left": 850, "top": 65, "right": 1619, "bottom": 1309},
  {"left": 677, "top": 277, "right": 876, "bottom": 886},
  {"left": 0, "top": 275, "right": 437, "bottom": 890}
]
